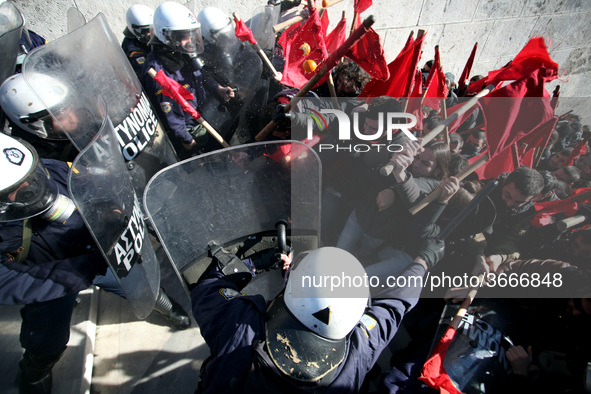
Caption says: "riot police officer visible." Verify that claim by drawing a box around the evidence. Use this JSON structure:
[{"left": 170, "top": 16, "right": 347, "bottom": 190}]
[
  {"left": 140, "top": 2, "right": 234, "bottom": 159},
  {"left": 121, "top": 4, "right": 154, "bottom": 78},
  {"left": 191, "top": 242, "right": 444, "bottom": 393},
  {"left": 0, "top": 134, "right": 189, "bottom": 393}
]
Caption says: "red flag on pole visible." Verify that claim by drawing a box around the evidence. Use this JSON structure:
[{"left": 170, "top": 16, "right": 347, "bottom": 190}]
[
  {"left": 354, "top": 0, "right": 373, "bottom": 14},
  {"left": 458, "top": 42, "right": 477, "bottom": 93},
  {"left": 325, "top": 17, "right": 347, "bottom": 55},
  {"left": 478, "top": 67, "right": 555, "bottom": 158},
  {"left": 280, "top": 8, "right": 328, "bottom": 89},
  {"left": 359, "top": 33, "right": 425, "bottom": 98},
  {"left": 346, "top": 27, "right": 390, "bottom": 80},
  {"left": 234, "top": 18, "right": 257, "bottom": 45},
  {"left": 419, "top": 326, "right": 465, "bottom": 394},
  {"left": 152, "top": 69, "right": 201, "bottom": 120},
  {"left": 466, "top": 37, "right": 558, "bottom": 95},
  {"left": 530, "top": 188, "right": 591, "bottom": 228},
  {"left": 406, "top": 70, "right": 424, "bottom": 132},
  {"left": 423, "top": 46, "right": 449, "bottom": 111},
  {"left": 564, "top": 135, "right": 590, "bottom": 167}
]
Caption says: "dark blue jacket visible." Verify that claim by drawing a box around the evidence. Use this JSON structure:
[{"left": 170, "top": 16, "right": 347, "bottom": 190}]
[
  {"left": 191, "top": 261, "right": 425, "bottom": 393},
  {"left": 140, "top": 46, "right": 216, "bottom": 148},
  {"left": 0, "top": 159, "right": 106, "bottom": 305},
  {"left": 121, "top": 34, "right": 150, "bottom": 77}
]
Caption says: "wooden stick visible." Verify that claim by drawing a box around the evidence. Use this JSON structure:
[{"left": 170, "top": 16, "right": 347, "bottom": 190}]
[
  {"left": 404, "top": 30, "right": 426, "bottom": 98},
  {"left": 557, "top": 215, "right": 587, "bottom": 231},
  {"left": 380, "top": 84, "right": 496, "bottom": 176},
  {"left": 273, "top": 0, "right": 346, "bottom": 33},
  {"left": 147, "top": 68, "right": 230, "bottom": 148},
  {"left": 408, "top": 154, "right": 488, "bottom": 216},
  {"left": 327, "top": 73, "right": 340, "bottom": 109},
  {"left": 256, "top": 15, "right": 376, "bottom": 142},
  {"left": 441, "top": 98, "right": 449, "bottom": 146},
  {"left": 233, "top": 13, "right": 282, "bottom": 81}
]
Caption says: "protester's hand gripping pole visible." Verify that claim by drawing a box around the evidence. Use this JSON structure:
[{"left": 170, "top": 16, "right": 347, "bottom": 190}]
[
  {"left": 273, "top": 0, "right": 346, "bottom": 33},
  {"left": 409, "top": 154, "right": 489, "bottom": 216},
  {"left": 147, "top": 68, "right": 230, "bottom": 148},
  {"left": 255, "top": 15, "right": 376, "bottom": 142},
  {"left": 232, "top": 13, "right": 282, "bottom": 81},
  {"left": 380, "top": 84, "right": 496, "bottom": 177}
]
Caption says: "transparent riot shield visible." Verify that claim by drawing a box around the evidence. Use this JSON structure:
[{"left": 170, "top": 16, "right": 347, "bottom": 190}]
[
  {"left": 0, "top": 1, "right": 23, "bottom": 84},
  {"left": 144, "top": 141, "right": 321, "bottom": 294},
  {"left": 248, "top": 5, "right": 281, "bottom": 53},
  {"left": 198, "top": 22, "right": 264, "bottom": 146},
  {"left": 67, "top": 7, "right": 86, "bottom": 33},
  {"left": 22, "top": 13, "right": 178, "bottom": 198},
  {"left": 244, "top": 5, "right": 282, "bottom": 132},
  {"left": 68, "top": 100, "right": 160, "bottom": 319}
]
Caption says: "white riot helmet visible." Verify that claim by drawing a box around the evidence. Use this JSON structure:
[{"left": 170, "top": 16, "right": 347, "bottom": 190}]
[
  {"left": 265, "top": 247, "right": 369, "bottom": 383},
  {"left": 0, "top": 133, "right": 62, "bottom": 221},
  {"left": 126, "top": 4, "right": 153, "bottom": 44},
  {"left": 196, "top": 7, "right": 234, "bottom": 47},
  {"left": 153, "top": 2, "right": 203, "bottom": 55},
  {"left": 0, "top": 73, "right": 69, "bottom": 140}
]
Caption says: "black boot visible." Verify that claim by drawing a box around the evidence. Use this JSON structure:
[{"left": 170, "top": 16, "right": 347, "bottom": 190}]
[
  {"left": 154, "top": 287, "right": 191, "bottom": 330},
  {"left": 18, "top": 350, "right": 64, "bottom": 394}
]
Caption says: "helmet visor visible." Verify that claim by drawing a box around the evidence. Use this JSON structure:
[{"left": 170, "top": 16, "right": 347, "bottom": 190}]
[
  {"left": 132, "top": 25, "right": 152, "bottom": 44},
  {"left": 164, "top": 27, "right": 203, "bottom": 54},
  {"left": 0, "top": 157, "right": 58, "bottom": 222},
  {"left": 18, "top": 108, "right": 69, "bottom": 140}
]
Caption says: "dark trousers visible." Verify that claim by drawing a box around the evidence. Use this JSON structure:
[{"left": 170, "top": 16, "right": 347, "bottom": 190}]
[{"left": 20, "top": 292, "right": 78, "bottom": 357}]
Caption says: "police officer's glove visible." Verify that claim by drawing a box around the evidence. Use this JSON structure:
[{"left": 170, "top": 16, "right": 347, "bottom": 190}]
[
  {"left": 417, "top": 238, "right": 445, "bottom": 268},
  {"left": 273, "top": 104, "right": 291, "bottom": 128},
  {"left": 255, "top": 246, "right": 292, "bottom": 271}
]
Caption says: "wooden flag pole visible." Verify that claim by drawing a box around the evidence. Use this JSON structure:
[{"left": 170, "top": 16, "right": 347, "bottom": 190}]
[{"left": 380, "top": 84, "right": 496, "bottom": 176}]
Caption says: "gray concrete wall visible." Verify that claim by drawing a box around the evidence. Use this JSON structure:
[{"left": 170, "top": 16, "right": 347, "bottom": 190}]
[{"left": 14, "top": 0, "right": 591, "bottom": 101}]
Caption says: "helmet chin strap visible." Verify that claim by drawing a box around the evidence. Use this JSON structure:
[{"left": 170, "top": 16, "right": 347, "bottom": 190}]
[{"left": 41, "top": 193, "right": 77, "bottom": 222}]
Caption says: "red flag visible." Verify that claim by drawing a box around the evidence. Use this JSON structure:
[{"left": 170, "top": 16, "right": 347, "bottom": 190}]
[
  {"left": 152, "top": 69, "right": 201, "bottom": 120},
  {"left": 517, "top": 116, "right": 558, "bottom": 158},
  {"left": 346, "top": 27, "right": 389, "bottom": 80},
  {"left": 419, "top": 326, "right": 465, "bottom": 394},
  {"left": 234, "top": 18, "right": 257, "bottom": 45},
  {"left": 445, "top": 102, "right": 479, "bottom": 135},
  {"left": 325, "top": 17, "right": 347, "bottom": 55},
  {"left": 406, "top": 70, "right": 424, "bottom": 132},
  {"left": 530, "top": 188, "right": 591, "bottom": 228},
  {"left": 320, "top": 7, "right": 330, "bottom": 37},
  {"left": 423, "top": 46, "right": 449, "bottom": 111},
  {"left": 314, "top": 17, "right": 347, "bottom": 88},
  {"left": 278, "top": 21, "right": 299, "bottom": 53},
  {"left": 466, "top": 37, "right": 558, "bottom": 95},
  {"left": 360, "top": 33, "right": 425, "bottom": 98},
  {"left": 280, "top": 8, "right": 328, "bottom": 89},
  {"left": 478, "top": 67, "right": 555, "bottom": 158},
  {"left": 458, "top": 43, "right": 477, "bottom": 93},
  {"left": 354, "top": 0, "right": 372, "bottom": 14},
  {"left": 564, "top": 135, "right": 590, "bottom": 167},
  {"left": 473, "top": 145, "right": 518, "bottom": 180}
]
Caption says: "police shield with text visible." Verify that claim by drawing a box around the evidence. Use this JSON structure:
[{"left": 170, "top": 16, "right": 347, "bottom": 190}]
[{"left": 20, "top": 13, "right": 178, "bottom": 198}]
